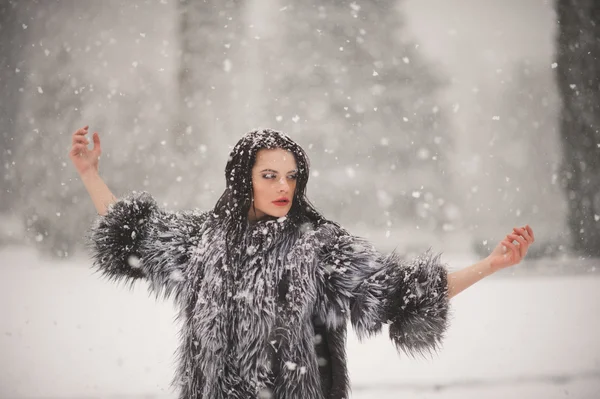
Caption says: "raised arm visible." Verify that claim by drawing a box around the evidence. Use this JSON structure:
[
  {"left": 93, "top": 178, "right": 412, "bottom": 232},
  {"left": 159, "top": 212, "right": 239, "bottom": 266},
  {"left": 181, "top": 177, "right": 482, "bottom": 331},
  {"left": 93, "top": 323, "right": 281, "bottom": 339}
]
[
  {"left": 69, "top": 125, "right": 116, "bottom": 215},
  {"left": 69, "top": 126, "right": 210, "bottom": 302}
]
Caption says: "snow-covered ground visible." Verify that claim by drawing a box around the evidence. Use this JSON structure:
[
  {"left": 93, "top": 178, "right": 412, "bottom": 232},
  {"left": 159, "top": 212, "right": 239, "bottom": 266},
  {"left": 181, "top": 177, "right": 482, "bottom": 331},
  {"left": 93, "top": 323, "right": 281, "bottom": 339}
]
[{"left": 1, "top": 246, "right": 599, "bottom": 399}]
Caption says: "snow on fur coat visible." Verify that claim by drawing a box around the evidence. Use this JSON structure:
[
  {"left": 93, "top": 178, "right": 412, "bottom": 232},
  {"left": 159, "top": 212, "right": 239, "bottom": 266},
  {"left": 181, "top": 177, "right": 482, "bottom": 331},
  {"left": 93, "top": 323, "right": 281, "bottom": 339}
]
[{"left": 86, "top": 191, "right": 451, "bottom": 399}]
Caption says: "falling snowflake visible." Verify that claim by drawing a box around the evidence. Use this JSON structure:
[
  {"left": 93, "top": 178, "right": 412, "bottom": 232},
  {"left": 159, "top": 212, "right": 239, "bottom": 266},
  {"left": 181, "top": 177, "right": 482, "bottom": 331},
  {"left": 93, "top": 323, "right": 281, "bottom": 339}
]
[
  {"left": 169, "top": 270, "right": 185, "bottom": 282},
  {"left": 128, "top": 255, "right": 141, "bottom": 268},
  {"left": 223, "top": 59, "right": 232, "bottom": 72},
  {"left": 284, "top": 361, "right": 297, "bottom": 370}
]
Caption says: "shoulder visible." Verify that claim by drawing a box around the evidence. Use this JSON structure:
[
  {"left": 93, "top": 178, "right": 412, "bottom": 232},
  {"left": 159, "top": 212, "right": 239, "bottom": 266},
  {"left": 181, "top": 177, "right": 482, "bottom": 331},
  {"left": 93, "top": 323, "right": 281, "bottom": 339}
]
[
  {"left": 295, "top": 219, "right": 372, "bottom": 256},
  {"left": 296, "top": 219, "right": 345, "bottom": 243},
  {"left": 114, "top": 191, "right": 214, "bottom": 234},
  {"left": 284, "top": 220, "right": 339, "bottom": 259},
  {"left": 105, "top": 191, "right": 210, "bottom": 225},
  {"left": 152, "top": 209, "right": 212, "bottom": 237}
]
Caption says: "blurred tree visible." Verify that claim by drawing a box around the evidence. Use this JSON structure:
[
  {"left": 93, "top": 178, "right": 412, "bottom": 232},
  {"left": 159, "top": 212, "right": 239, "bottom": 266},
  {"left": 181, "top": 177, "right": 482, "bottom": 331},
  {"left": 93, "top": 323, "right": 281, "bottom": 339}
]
[
  {"left": 173, "top": 0, "right": 245, "bottom": 155},
  {"left": 556, "top": 0, "right": 600, "bottom": 256},
  {"left": 0, "top": 0, "right": 29, "bottom": 213},
  {"left": 13, "top": 42, "right": 86, "bottom": 258},
  {"left": 263, "top": 0, "right": 457, "bottom": 230},
  {"left": 10, "top": 1, "right": 182, "bottom": 258}
]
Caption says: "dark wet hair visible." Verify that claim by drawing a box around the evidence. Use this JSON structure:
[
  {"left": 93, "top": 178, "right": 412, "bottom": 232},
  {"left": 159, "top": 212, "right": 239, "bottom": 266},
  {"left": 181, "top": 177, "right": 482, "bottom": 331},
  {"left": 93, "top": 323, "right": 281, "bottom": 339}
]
[{"left": 213, "top": 128, "right": 325, "bottom": 227}]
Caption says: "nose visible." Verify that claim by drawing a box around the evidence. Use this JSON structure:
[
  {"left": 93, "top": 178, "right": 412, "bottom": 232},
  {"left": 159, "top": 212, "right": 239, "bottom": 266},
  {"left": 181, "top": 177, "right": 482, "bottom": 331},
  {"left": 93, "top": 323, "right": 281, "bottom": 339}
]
[{"left": 277, "top": 177, "right": 289, "bottom": 193}]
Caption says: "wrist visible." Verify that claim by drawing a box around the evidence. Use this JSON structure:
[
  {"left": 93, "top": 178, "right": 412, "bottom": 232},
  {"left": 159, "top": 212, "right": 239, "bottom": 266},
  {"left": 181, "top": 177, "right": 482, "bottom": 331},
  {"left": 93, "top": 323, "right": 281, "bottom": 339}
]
[
  {"left": 482, "top": 257, "right": 496, "bottom": 276},
  {"left": 79, "top": 168, "right": 99, "bottom": 180}
]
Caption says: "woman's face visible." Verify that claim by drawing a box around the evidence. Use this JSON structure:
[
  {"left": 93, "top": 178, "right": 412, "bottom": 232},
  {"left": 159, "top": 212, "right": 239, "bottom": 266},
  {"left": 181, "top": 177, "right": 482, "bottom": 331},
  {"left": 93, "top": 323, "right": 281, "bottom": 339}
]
[{"left": 249, "top": 148, "right": 298, "bottom": 221}]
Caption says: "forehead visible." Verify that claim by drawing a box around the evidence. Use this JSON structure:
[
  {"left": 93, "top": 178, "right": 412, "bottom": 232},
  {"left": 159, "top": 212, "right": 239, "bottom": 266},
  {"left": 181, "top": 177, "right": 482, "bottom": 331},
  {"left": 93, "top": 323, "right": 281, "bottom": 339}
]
[{"left": 253, "top": 148, "right": 297, "bottom": 168}]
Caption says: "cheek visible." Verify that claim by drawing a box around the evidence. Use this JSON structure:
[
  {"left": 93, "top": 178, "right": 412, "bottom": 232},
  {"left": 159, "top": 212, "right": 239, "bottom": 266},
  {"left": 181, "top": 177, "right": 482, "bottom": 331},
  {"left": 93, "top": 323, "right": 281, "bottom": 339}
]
[{"left": 252, "top": 181, "right": 268, "bottom": 203}]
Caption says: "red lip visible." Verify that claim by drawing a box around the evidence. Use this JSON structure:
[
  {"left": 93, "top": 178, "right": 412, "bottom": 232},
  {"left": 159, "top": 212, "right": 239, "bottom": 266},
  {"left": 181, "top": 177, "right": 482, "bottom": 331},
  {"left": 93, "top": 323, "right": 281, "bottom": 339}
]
[{"left": 272, "top": 197, "right": 290, "bottom": 207}]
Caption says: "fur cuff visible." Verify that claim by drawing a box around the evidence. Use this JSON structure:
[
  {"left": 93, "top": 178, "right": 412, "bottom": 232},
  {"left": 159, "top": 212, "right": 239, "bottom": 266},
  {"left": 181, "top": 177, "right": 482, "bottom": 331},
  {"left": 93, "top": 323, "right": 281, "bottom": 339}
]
[
  {"left": 85, "top": 191, "right": 158, "bottom": 285},
  {"left": 383, "top": 249, "right": 450, "bottom": 357}
]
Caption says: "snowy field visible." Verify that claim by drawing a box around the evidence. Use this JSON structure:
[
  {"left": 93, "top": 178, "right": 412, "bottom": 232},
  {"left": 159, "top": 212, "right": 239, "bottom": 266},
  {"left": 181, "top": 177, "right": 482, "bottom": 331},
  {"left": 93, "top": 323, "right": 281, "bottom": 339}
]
[{"left": 1, "top": 246, "right": 599, "bottom": 399}]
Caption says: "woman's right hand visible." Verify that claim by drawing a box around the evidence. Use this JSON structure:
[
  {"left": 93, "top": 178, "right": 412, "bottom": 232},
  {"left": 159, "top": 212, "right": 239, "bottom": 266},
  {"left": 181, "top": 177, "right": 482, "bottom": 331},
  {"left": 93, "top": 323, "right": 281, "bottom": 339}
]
[{"left": 69, "top": 125, "right": 101, "bottom": 176}]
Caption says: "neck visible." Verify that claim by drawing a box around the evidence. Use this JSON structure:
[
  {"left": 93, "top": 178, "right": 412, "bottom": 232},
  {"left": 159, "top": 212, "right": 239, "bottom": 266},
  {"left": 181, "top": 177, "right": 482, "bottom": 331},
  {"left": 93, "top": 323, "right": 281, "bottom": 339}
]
[{"left": 248, "top": 206, "right": 267, "bottom": 222}]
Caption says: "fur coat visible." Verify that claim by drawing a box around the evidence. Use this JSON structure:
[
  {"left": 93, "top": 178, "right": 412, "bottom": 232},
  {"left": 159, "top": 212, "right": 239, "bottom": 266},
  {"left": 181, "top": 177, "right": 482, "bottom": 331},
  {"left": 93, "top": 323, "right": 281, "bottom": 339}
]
[{"left": 86, "top": 191, "right": 451, "bottom": 399}]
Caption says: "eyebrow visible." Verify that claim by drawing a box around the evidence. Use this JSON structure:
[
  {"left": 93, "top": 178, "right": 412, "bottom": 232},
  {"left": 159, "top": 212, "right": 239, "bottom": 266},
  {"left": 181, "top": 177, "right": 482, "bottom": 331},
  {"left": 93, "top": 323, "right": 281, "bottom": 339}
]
[{"left": 259, "top": 168, "right": 298, "bottom": 174}]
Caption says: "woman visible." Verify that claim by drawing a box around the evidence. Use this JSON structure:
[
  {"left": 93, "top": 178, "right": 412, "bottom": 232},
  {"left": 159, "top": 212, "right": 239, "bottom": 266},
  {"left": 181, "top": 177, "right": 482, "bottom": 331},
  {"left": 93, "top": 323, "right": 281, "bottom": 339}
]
[{"left": 70, "top": 125, "right": 534, "bottom": 399}]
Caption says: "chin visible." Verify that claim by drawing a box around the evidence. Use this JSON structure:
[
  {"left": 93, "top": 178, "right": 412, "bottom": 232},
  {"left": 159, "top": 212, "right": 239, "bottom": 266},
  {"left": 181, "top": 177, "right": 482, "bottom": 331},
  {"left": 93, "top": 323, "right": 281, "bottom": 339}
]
[{"left": 268, "top": 206, "right": 291, "bottom": 218}]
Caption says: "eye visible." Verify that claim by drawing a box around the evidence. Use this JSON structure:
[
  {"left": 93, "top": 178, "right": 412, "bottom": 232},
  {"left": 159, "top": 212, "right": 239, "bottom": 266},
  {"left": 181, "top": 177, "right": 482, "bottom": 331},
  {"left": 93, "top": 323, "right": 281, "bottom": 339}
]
[
  {"left": 262, "top": 173, "right": 276, "bottom": 179},
  {"left": 287, "top": 175, "right": 298, "bottom": 180}
]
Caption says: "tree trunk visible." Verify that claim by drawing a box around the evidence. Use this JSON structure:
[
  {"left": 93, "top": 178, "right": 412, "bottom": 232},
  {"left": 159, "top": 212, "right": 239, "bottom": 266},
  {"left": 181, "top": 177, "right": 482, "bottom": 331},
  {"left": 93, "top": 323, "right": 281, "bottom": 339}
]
[
  {"left": 556, "top": 0, "right": 600, "bottom": 256},
  {"left": 0, "top": 0, "right": 29, "bottom": 212}
]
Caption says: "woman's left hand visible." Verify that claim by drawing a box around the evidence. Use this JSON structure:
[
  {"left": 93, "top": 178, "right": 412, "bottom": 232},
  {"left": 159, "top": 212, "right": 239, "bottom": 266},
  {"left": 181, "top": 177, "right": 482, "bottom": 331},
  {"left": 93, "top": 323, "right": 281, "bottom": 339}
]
[{"left": 486, "top": 225, "right": 535, "bottom": 272}]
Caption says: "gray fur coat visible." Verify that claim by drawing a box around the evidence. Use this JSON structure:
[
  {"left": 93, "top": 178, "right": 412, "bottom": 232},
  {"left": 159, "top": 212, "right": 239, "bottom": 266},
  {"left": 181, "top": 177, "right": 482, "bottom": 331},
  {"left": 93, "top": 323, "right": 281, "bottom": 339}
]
[{"left": 86, "top": 191, "right": 451, "bottom": 399}]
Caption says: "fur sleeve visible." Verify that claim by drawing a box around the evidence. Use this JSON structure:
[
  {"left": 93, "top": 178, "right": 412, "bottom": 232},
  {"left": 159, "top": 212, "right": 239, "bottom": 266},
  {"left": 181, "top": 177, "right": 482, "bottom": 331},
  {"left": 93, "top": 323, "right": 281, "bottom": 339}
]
[
  {"left": 85, "top": 191, "right": 209, "bottom": 301},
  {"left": 316, "top": 224, "right": 451, "bottom": 357}
]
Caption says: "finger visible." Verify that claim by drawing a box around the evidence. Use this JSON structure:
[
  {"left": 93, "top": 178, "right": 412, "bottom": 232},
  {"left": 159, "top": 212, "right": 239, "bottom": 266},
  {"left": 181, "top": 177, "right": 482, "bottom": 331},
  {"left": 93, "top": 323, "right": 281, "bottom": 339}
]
[
  {"left": 526, "top": 225, "right": 535, "bottom": 242},
  {"left": 72, "top": 143, "right": 87, "bottom": 152},
  {"left": 92, "top": 132, "right": 101, "bottom": 154},
  {"left": 513, "top": 226, "right": 529, "bottom": 240},
  {"left": 73, "top": 126, "right": 89, "bottom": 136},
  {"left": 506, "top": 234, "right": 529, "bottom": 246},
  {"left": 502, "top": 239, "right": 516, "bottom": 257},
  {"left": 504, "top": 241, "right": 520, "bottom": 264},
  {"left": 500, "top": 241, "right": 510, "bottom": 254},
  {"left": 507, "top": 233, "right": 526, "bottom": 246},
  {"left": 72, "top": 136, "right": 89, "bottom": 146},
  {"left": 507, "top": 234, "right": 527, "bottom": 258},
  {"left": 501, "top": 239, "right": 512, "bottom": 254},
  {"left": 70, "top": 144, "right": 87, "bottom": 156},
  {"left": 513, "top": 227, "right": 531, "bottom": 242}
]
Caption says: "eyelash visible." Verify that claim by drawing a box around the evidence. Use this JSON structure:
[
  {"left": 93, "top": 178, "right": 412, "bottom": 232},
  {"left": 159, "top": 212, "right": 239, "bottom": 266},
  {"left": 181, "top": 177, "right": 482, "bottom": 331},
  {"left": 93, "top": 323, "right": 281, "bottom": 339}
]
[{"left": 263, "top": 174, "right": 297, "bottom": 180}]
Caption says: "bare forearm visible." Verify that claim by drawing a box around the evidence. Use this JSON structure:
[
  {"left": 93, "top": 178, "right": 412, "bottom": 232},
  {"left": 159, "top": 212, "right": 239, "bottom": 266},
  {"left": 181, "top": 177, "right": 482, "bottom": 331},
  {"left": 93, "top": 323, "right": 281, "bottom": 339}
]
[
  {"left": 80, "top": 170, "right": 117, "bottom": 216},
  {"left": 447, "top": 258, "right": 495, "bottom": 299}
]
